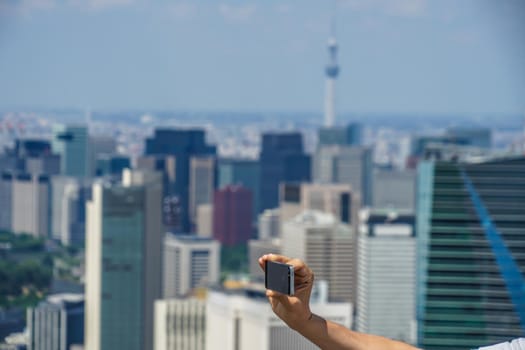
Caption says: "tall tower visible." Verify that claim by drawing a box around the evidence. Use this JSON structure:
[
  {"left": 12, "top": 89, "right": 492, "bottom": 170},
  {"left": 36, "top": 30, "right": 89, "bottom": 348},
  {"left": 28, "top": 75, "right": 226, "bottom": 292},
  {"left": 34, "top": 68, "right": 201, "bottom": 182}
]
[{"left": 324, "top": 21, "right": 339, "bottom": 128}]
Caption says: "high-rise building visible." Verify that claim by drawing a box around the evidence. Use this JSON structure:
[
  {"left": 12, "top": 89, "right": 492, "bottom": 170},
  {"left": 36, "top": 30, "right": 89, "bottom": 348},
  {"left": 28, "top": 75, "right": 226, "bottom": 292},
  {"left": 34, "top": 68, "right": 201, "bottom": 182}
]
[
  {"left": 259, "top": 132, "right": 311, "bottom": 213},
  {"left": 90, "top": 135, "right": 117, "bottom": 176},
  {"left": 196, "top": 204, "right": 213, "bottom": 238},
  {"left": 27, "top": 293, "right": 84, "bottom": 350},
  {"left": 313, "top": 145, "right": 373, "bottom": 206},
  {"left": 11, "top": 174, "right": 49, "bottom": 237},
  {"left": 95, "top": 155, "right": 130, "bottom": 178},
  {"left": 85, "top": 169, "right": 163, "bottom": 350},
  {"left": 281, "top": 210, "right": 355, "bottom": 303},
  {"left": 416, "top": 157, "right": 525, "bottom": 349},
  {"left": 0, "top": 172, "right": 13, "bottom": 231},
  {"left": 279, "top": 183, "right": 359, "bottom": 229},
  {"left": 206, "top": 288, "right": 352, "bottom": 350},
  {"left": 257, "top": 208, "right": 280, "bottom": 240},
  {"left": 373, "top": 168, "right": 416, "bottom": 210},
  {"left": 212, "top": 185, "right": 253, "bottom": 246},
  {"left": 154, "top": 298, "right": 206, "bottom": 350},
  {"left": 189, "top": 156, "right": 216, "bottom": 229},
  {"left": 145, "top": 129, "right": 216, "bottom": 232},
  {"left": 356, "top": 208, "right": 416, "bottom": 344},
  {"left": 218, "top": 158, "right": 260, "bottom": 217},
  {"left": 163, "top": 235, "right": 220, "bottom": 298},
  {"left": 318, "top": 123, "right": 362, "bottom": 147},
  {"left": 24, "top": 155, "right": 60, "bottom": 176},
  {"left": 52, "top": 125, "right": 90, "bottom": 178}
]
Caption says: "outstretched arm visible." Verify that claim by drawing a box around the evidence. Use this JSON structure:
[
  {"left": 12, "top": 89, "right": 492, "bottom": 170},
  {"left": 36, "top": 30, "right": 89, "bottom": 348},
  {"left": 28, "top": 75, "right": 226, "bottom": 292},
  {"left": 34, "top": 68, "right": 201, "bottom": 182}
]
[{"left": 259, "top": 254, "right": 419, "bottom": 350}]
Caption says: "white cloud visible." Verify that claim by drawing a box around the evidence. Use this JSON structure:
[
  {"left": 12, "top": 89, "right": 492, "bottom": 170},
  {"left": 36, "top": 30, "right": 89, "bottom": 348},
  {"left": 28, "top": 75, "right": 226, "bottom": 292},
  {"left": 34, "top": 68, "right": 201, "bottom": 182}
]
[{"left": 218, "top": 3, "right": 256, "bottom": 23}]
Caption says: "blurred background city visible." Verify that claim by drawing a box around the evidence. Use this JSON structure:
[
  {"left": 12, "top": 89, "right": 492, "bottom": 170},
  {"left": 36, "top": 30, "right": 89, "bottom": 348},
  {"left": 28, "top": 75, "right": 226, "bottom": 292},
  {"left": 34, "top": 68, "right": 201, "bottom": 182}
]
[{"left": 0, "top": 0, "right": 524, "bottom": 349}]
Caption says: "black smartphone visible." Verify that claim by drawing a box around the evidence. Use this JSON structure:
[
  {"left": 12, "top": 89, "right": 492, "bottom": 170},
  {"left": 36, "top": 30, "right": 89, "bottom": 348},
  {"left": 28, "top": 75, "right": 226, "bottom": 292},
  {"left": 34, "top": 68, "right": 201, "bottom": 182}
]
[{"left": 265, "top": 260, "right": 295, "bottom": 296}]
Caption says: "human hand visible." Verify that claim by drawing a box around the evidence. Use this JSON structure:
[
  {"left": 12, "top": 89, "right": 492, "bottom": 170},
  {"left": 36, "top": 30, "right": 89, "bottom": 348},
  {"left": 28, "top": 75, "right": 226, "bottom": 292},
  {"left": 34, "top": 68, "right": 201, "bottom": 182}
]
[{"left": 259, "top": 254, "right": 315, "bottom": 331}]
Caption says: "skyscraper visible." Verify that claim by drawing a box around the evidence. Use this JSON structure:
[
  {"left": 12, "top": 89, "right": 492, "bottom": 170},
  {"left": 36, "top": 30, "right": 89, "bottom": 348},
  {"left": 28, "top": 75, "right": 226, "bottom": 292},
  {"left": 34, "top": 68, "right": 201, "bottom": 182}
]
[
  {"left": 85, "top": 169, "right": 163, "bottom": 350},
  {"left": 27, "top": 293, "right": 84, "bottom": 350},
  {"left": 416, "top": 157, "right": 525, "bottom": 349},
  {"left": 218, "top": 158, "right": 260, "bottom": 217},
  {"left": 373, "top": 168, "right": 416, "bottom": 210},
  {"left": 212, "top": 185, "right": 253, "bottom": 246},
  {"left": 163, "top": 234, "right": 220, "bottom": 298},
  {"left": 356, "top": 208, "right": 416, "bottom": 344},
  {"left": 313, "top": 145, "right": 373, "bottom": 206},
  {"left": 52, "top": 125, "right": 90, "bottom": 178},
  {"left": 0, "top": 172, "right": 13, "bottom": 231},
  {"left": 189, "top": 156, "right": 216, "bottom": 229},
  {"left": 259, "top": 132, "right": 311, "bottom": 213},
  {"left": 145, "top": 129, "right": 216, "bottom": 232},
  {"left": 318, "top": 123, "right": 362, "bottom": 147},
  {"left": 281, "top": 210, "right": 355, "bottom": 303},
  {"left": 11, "top": 174, "right": 50, "bottom": 237},
  {"left": 154, "top": 298, "right": 206, "bottom": 350}
]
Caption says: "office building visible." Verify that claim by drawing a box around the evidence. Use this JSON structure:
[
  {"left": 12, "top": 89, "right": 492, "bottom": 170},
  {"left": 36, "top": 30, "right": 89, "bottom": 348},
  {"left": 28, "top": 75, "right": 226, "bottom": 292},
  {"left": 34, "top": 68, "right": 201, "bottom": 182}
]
[
  {"left": 281, "top": 210, "right": 355, "bottom": 303},
  {"left": 52, "top": 125, "right": 90, "bottom": 178},
  {"left": 206, "top": 289, "right": 352, "bottom": 350},
  {"left": 373, "top": 168, "right": 416, "bottom": 210},
  {"left": 416, "top": 157, "right": 525, "bottom": 349},
  {"left": 24, "top": 155, "right": 60, "bottom": 176},
  {"left": 90, "top": 136, "right": 116, "bottom": 176},
  {"left": 154, "top": 298, "right": 206, "bottom": 350},
  {"left": 11, "top": 174, "right": 49, "bottom": 237},
  {"left": 196, "top": 204, "right": 213, "bottom": 238},
  {"left": 248, "top": 238, "right": 281, "bottom": 279},
  {"left": 163, "top": 235, "right": 220, "bottom": 298},
  {"left": 0, "top": 172, "right": 13, "bottom": 231},
  {"left": 257, "top": 208, "right": 280, "bottom": 240},
  {"left": 27, "top": 293, "right": 84, "bottom": 350},
  {"left": 446, "top": 127, "right": 492, "bottom": 149},
  {"left": 356, "top": 208, "right": 416, "bottom": 344},
  {"left": 218, "top": 158, "right": 260, "bottom": 217},
  {"left": 189, "top": 156, "right": 216, "bottom": 228},
  {"left": 318, "top": 123, "right": 362, "bottom": 147},
  {"left": 212, "top": 185, "right": 253, "bottom": 246},
  {"left": 85, "top": 169, "right": 163, "bottom": 350},
  {"left": 95, "top": 155, "right": 130, "bottom": 178},
  {"left": 279, "top": 183, "right": 359, "bottom": 230},
  {"left": 259, "top": 132, "right": 311, "bottom": 213},
  {"left": 145, "top": 129, "right": 216, "bottom": 232},
  {"left": 313, "top": 145, "right": 373, "bottom": 206}
]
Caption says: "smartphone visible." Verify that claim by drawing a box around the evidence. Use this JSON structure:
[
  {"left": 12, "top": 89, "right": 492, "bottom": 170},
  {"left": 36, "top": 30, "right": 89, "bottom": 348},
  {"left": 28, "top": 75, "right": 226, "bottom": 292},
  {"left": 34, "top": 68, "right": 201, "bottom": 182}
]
[{"left": 265, "top": 260, "right": 295, "bottom": 296}]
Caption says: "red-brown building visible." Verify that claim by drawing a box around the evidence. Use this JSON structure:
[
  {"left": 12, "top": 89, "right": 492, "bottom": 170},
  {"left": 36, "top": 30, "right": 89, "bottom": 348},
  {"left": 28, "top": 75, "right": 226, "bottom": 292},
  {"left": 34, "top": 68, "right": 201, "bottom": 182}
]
[{"left": 212, "top": 185, "right": 253, "bottom": 246}]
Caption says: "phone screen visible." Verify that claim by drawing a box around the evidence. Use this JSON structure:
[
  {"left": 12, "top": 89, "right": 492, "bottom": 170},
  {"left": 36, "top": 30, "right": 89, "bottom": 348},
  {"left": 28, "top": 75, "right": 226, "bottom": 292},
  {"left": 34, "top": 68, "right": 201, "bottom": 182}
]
[{"left": 265, "top": 260, "right": 294, "bottom": 295}]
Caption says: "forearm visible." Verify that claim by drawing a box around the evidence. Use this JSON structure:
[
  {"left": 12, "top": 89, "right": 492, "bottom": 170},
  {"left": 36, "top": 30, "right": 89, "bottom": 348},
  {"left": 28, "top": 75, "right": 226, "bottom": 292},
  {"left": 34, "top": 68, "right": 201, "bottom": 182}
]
[{"left": 294, "top": 314, "right": 419, "bottom": 350}]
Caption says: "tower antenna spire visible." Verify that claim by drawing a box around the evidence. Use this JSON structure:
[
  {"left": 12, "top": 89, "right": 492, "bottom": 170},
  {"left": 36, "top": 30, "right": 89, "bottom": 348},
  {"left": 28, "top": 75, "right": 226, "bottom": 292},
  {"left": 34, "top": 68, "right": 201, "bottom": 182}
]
[{"left": 324, "top": 0, "right": 339, "bottom": 128}]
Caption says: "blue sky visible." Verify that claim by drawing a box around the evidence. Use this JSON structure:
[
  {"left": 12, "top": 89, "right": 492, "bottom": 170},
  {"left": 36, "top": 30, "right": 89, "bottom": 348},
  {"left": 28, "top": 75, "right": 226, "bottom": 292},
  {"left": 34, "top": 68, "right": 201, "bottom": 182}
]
[{"left": 0, "top": 0, "right": 524, "bottom": 115}]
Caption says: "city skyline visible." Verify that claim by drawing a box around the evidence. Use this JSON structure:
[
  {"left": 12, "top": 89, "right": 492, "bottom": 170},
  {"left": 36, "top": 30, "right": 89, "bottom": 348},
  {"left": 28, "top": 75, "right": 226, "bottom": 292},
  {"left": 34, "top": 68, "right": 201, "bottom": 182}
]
[{"left": 0, "top": 0, "right": 524, "bottom": 115}]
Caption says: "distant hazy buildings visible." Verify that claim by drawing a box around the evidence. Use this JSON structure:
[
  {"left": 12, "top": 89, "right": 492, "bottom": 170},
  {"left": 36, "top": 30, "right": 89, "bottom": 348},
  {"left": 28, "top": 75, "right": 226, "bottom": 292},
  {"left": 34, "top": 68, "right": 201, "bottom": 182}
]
[
  {"left": 163, "top": 235, "right": 220, "bottom": 298},
  {"left": 95, "top": 155, "right": 130, "bottom": 178},
  {"left": 0, "top": 172, "right": 13, "bottom": 231},
  {"left": 318, "top": 123, "right": 362, "bottom": 147},
  {"left": 85, "top": 170, "right": 163, "bottom": 350},
  {"left": 279, "top": 183, "right": 359, "bottom": 229},
  {"left": 189, "top": 156, "right": 216, "bottom": 229},
  {"left": 282, "top": 211, "right": 355, "bottom": 303},
  {"left": 372, "top": 169, "right": 415, "bottom": 210},
  {"left": 27, "top": 294, "right": 84, "bottom": 350},
  {"left": 446, "top": 127, "right": 491, "bottom": 149},
  {"left": 356, "top": 208, "right": 416, "bottom": 344},
  {"left": 257, "top": 208, "right": 280, "bottom": 240},
  {"left": 313, "top": 145, "right": 373, "bottom": 206},
  {"left": 206, "top": 289, "right": 352, "bottom": 350},
  {"left": 259, "top": 132, "right": 311, "bottom": 213},
  {"left": 11, "top": 174, "right": 50, "bottom": 237},
  {"left": 154, "top": 298, "right": 206, "bottom": 350},
  {"left": 248, "top": 238, "right": 281, "bottom": 279},
  {"left": 52, "top": 125, "right": 90, "bottom": 178},
  {"left": 212, "top": 185, "right": 253, "bottom": 246},
  {"left": 145, "top": 129, "right": 216, "bottom": 232},
  {"left": 196, "top": 204, "right": 213, "bottom": 238},
  {"left": 218, "top": 158, "right": 260, "bottom": 217},
  {"left": 416, "top": 157, "right": 525, "bottom": 349}
]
